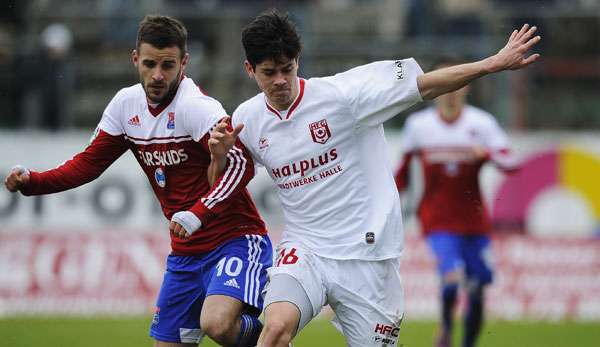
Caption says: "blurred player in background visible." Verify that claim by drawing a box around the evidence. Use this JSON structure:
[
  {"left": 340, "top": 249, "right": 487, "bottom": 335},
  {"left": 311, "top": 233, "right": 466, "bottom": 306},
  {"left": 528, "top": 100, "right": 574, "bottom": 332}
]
[
  {"left": 4, "top": 15, "right": 271, "bottom": 347},
  {"left": 208, "top": 10, "right": 539, "bottom": 347},
  {"left": 395, "top": 58, "right": 519, "bottom": 347}
]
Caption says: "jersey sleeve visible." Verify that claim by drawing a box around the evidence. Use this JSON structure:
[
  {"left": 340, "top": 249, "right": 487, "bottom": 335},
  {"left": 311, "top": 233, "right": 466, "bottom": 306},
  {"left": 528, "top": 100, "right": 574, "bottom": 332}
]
[
  {"left": 187, "top": 133, "right": 256, "bottom": 226},
  {"left": 232, "top": 106, "right": 264, "bottom": 169},
  {"left": 326, "top": 59, "right": 424, "bottom": 126},
  {"left": 97, "top": 91, "right": 126, "bottom": 135},
  {"left": 22, "top": 130, "right": 129, "bottom": 195},
  {"left": 182, "top": 96, "right": 228, "bottom": 142},
  {"left": 482, "top": 115, "right": 519, "bottom": 172}
]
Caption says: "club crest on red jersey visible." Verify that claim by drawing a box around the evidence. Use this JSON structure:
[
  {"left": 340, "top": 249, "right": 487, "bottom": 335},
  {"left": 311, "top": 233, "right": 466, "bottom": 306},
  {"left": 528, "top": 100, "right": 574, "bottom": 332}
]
[
  {"left": 155, "top": 167, "right": 166, "bottom": 187},
  {"left": 309, "top": 119, "right": 331, "bottom": 144},
  {"left": 167, "top": 112, "right": 175, "bottom": 129}
]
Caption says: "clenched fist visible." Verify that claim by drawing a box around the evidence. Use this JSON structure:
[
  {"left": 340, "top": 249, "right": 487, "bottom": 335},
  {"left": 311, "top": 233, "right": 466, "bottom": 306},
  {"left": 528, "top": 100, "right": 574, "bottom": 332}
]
[{"left": 4, "top": 165, "right": 30, "bottom": 193}]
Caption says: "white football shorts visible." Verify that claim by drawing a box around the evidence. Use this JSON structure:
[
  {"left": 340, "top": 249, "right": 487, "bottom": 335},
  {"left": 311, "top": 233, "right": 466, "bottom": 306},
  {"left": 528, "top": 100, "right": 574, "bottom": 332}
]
[{"left": 263, "top": 241, "right": 405, "bottom": 347}]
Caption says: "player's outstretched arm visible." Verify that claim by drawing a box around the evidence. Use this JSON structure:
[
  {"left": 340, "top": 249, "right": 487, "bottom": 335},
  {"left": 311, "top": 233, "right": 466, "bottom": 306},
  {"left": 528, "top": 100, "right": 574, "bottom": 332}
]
[
  {"left": 3, "top": 130, "right": 128, "bottom": 196},
  {"left": 4, "top": 165, "right": 31, "bottom": 193},
  {"left": 417, "top": 24, "right": 541, "bottom": 100}
]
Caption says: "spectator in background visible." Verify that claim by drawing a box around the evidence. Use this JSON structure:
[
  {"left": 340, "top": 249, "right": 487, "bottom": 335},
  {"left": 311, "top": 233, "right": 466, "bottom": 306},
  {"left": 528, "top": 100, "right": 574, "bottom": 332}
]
[
  {"left": 0, "top": 0, "right": 29, "bottom": 128},
  {"left": 100, "top": 0, "right": 140, "bottom": 48},
  {"left": 0, "top": 28, "right": 17, "bottom": 127},
  {"left": 9, "top": 23, "right": 74, "bottom": 130},
  {"left": 395, "top": 57, "right": 519, "bottom": 347},
  {"left": 437, "top": 0, "right": 488, "bottom": 36},
  {"left": 38, "top": 23, "right": 74, "bottom": 130},
  {"left": 406, "top": 0, "right": 488, "bottom": 37}
]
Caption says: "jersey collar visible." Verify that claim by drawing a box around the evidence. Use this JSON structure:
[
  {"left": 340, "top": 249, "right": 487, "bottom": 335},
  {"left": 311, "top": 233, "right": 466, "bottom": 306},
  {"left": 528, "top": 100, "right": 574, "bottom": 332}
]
[
  {"left": 437, "top": 106, "right": 464, "bottom": 125},
  {"left": 265, "top": 78, "right": 305, "bottom": 120}
]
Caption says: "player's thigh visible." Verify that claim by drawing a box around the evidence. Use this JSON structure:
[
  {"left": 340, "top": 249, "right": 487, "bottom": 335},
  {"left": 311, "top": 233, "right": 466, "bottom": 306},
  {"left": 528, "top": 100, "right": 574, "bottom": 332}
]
[
  {"left": 150, "top": 255, "right": 206, "bottom": 345},
  {"left": 462, "top": 235, "right": 494, "bottom": 285},
  {"left": 427, "top": 231, "right": 464, "bottom": 282},
  {"left": 262, "top": 300, "right": 302, "bottom": 339},
  {"left": 328, "top": 258, "right": 404, "bottom": 347},
  {"left": 200, "top": 294, "right": 245, "bottom": 331},
  {"left": 263, "top": 273, "right": 314, "bottom": 335},
  {"left": 205, "top": 234, "right": 273, "bottom": 313},
  {"left": 265, "top": 244, "right": 327, "bottom": 333}
]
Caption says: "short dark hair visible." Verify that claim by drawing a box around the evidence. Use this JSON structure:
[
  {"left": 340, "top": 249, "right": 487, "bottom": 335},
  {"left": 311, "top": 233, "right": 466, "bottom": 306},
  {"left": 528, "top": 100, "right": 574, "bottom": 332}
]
[
  {"left": 136, "top": 15, "right": 187, "bottom": 57},
  {"left": 242, "top": 9, "right": 302, "bottom": 69}
]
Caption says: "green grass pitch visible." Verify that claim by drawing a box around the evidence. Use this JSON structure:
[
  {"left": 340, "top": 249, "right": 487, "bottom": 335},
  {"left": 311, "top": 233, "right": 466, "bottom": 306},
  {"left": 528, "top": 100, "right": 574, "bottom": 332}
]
[{"left": 1, "top": 316, "right": 598, "bottom": 346}]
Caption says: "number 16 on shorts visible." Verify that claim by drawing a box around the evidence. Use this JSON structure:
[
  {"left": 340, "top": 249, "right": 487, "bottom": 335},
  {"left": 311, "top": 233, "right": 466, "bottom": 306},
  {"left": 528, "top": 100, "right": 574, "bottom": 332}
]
[{"left": 276, "top": 248, "right": 300, "bottom": 267}]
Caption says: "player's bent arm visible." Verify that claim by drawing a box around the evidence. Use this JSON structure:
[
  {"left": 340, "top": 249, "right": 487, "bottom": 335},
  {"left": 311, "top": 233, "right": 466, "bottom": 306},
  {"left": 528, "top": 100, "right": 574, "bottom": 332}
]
[
  {"left": 207, "top": 156, "right": 225, "bottom": 187},
  {"left": 395, "top": 152, "right": 413, "bottom": 192},
  {"left": 175, "top": 136, "right": 254, "bottom": 237},
  {"left": 417, "top": 24, "right": 540, "bottom": 100},
  {"left": 490, "top": 148, "right": 521, "bottom": 173},
  {"left": 18, "top": 130, "right": 128, "bottom": 196},
  {"left": 207, "top": 116, "right": 244, "bottom": 186}
]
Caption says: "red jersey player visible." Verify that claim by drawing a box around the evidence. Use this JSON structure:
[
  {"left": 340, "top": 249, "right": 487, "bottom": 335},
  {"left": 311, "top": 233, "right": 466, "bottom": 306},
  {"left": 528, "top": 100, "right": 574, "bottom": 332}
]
[
  {"left": 395, "top": 58, "right": 519, "bottom": 347},
  {"left": 4, "top": 15, "right": 271, "bottom": 347}
]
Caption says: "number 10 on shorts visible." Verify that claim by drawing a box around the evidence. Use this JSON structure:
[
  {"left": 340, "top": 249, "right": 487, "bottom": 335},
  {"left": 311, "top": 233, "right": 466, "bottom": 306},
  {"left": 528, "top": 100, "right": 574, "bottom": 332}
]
[
  {"left": 276, "top": 248, "right": 299, "bottom": 267},
  {"left": 216, "top": 256, "right": 243, "bottom": 277}
]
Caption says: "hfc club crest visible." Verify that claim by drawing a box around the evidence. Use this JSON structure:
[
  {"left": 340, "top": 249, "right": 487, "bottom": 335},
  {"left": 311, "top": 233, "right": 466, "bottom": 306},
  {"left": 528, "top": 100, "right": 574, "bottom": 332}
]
[{"left": 309, "top": 119, "right": 331, "bottom": 144}]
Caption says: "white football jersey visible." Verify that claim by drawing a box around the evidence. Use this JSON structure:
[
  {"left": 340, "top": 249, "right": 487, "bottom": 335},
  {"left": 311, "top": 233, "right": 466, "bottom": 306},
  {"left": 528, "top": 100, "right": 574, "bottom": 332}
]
[
  {"left": 400, "top": 105, "right": 510, "bottom": 156},
  {"left": 233, "top": 59, "right": 424, "bottom": 260},
  {"left": 99, "top": 77, "right": 223, "bottom": 143}
]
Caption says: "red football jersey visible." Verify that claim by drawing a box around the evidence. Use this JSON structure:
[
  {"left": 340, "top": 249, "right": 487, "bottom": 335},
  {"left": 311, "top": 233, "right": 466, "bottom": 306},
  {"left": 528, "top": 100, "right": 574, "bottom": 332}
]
[
  {"left": 395, "top": 105, "right": 518, "bottom": 235},
  {"left": 23, "top": 77, "right": 266, "bottom": 255}
]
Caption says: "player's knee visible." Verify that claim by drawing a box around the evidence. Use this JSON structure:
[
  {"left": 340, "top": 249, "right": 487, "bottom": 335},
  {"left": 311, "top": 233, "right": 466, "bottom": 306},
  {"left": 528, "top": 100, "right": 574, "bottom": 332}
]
[
  {"left": 201, "top": 314, "right": 236, "bottom": 343},
  {"left": 442, "top": 282, "right": 458, "bottom": 300},
  {"left": 466, "top": 280, "right": 485, "bottom": 299},
  {"left": 262, "top": 320, "right": 293, "bottom": 345},
  {"left": 442, "top": 270, "right": 461, "bottom": 285}
]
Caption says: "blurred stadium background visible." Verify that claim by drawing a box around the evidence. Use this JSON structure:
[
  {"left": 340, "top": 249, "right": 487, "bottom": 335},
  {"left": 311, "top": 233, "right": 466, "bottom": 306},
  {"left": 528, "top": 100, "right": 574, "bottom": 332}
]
[{"left": 0, "top": 0, "right": 599, "bottom": 346}]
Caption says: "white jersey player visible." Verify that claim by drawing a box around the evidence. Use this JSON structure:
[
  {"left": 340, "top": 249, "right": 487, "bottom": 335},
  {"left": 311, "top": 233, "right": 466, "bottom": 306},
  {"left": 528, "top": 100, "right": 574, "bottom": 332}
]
[
  {"left": 236, "top": 59, "right": 423, "bottom": 260},
  {"left": 210, "top": 10, "right": 540, "bottom": 347}
]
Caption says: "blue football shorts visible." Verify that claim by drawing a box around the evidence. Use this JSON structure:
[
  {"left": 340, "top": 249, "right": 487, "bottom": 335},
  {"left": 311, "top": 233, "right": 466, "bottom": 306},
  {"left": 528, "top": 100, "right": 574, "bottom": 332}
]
[
  {"left": 150, "top": 234, "right": 272, "bottom": 344},
  {"left": 426, "top": 231, "right": 494, "bottom": 286}
]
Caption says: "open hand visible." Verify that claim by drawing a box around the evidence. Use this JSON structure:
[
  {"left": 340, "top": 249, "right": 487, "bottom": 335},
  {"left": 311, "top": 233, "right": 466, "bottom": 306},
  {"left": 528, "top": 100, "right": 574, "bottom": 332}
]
[{"left": 489, "top": 24, "right": 541, "bottom": 72}]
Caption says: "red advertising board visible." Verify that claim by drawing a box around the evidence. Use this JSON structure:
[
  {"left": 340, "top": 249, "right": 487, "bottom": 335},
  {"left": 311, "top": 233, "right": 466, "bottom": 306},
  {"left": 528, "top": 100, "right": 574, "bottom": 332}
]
[
  {"left": 1, "top": 231, "right": 599, "bottom": 320},
  {"left": 402, "top": 233, "right": 600, "bottom": 321},
  {"left": 0, "top": 231, "right": 170, "bottom": 315}
]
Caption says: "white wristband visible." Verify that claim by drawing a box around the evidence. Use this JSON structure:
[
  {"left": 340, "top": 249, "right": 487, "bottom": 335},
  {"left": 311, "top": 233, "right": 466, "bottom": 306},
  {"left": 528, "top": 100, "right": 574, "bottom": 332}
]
[
  {"left": 12, "top": 165, "right": 30, "bottom": 176},
  {"left": 171, "top": 211, "right": 202, "bottom": 236}
]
